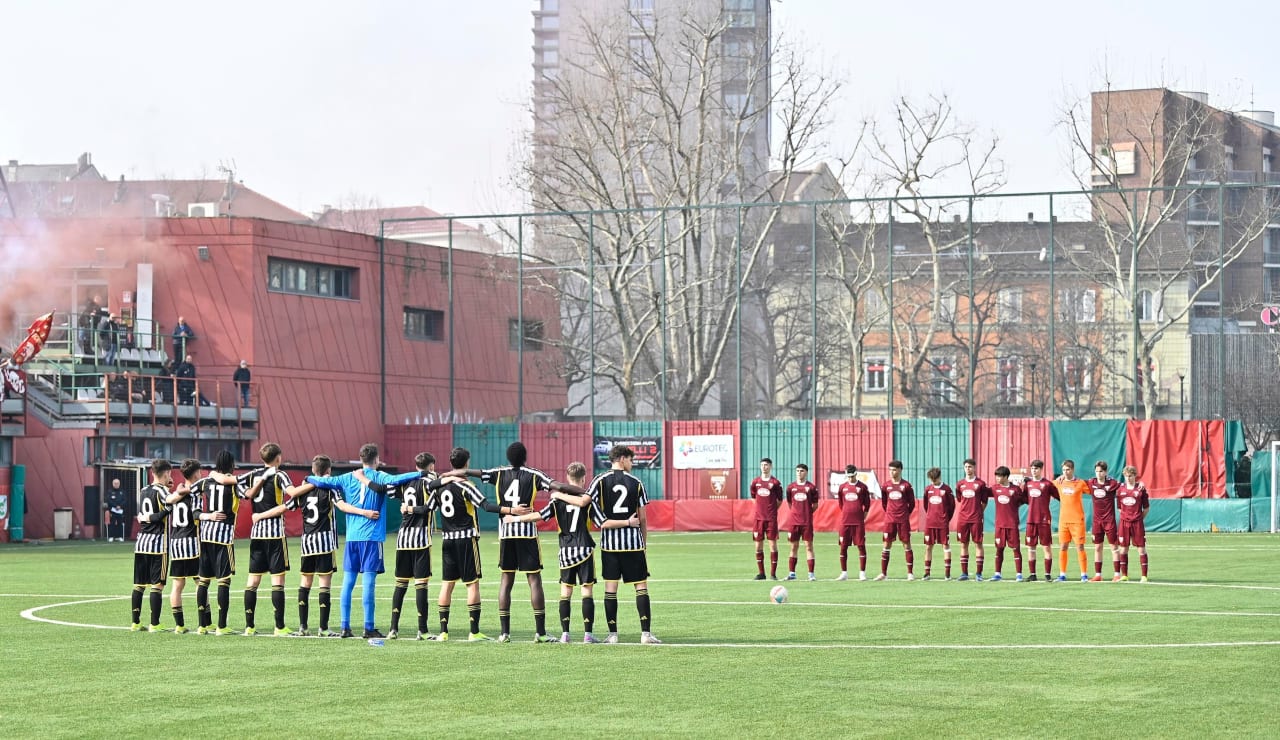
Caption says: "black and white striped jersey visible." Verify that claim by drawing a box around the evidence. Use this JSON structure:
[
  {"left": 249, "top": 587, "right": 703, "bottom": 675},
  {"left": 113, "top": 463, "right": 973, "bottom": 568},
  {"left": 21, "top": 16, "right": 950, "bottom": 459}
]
[
  {"left": 285, "top": 488, "right": 339, "bottom": 556},
  {"left": 428, "top": 481, "right": 489, "bottom": 540},
  {"left": 167, "top": 486, "right": 200, "bottom": 560},
  {"left": 135, "top": 484, "right": 170, "bottom": 555},
  {"left": 589, "top": 469, "right": 648, "bottom": 551},
  {"left": 193, "top": 475, "right": 239, "bottom": 545},
  {"left": 390, "top": 474, "right": 433, "bottom": 550},
  {"left": 239, "top": 469, "right": 288, "bottom": 539},
  {"left": 536, "top": 499, "right": 595, "bottom": 569},
  {"left": 479, "top": 466, "right": 554, "bottom": 540}
]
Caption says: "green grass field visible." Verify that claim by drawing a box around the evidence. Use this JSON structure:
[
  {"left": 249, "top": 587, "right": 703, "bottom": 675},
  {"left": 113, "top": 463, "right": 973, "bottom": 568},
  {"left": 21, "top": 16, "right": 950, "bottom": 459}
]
[{"left": 3, "top": 532, "right": 1279, "bottom": 738}]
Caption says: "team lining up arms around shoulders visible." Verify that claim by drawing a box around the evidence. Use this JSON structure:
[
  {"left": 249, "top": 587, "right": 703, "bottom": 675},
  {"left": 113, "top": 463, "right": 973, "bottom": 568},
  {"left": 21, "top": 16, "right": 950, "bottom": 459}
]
[
  {"left": 127, "top": 441, "right": 661, "bottom": 645},
  {"left": 748, "top": 456, "right": 1151, "bottom": 584}
]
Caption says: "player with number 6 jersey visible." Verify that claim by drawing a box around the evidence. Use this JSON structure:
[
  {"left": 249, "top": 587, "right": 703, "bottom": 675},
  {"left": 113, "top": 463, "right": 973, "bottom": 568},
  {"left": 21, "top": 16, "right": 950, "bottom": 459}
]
[{"left": 588, "top": 445, "right": 660, "bottom": 644}]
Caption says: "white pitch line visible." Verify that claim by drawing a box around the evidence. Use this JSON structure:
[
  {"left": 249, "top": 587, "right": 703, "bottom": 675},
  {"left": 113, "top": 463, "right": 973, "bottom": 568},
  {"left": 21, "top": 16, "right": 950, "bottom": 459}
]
[
  {"left": 20, "top": 597, "right": 129, "bottom": 630},
  {"left": 650, "top": 578, "right": 1280, "bottom": 592},
  {"left": 653, "top": 599, "right": 1280, "bottom": 618},
  {"left": 644, "top": 640, "right": 1280, "bottom": 650}
]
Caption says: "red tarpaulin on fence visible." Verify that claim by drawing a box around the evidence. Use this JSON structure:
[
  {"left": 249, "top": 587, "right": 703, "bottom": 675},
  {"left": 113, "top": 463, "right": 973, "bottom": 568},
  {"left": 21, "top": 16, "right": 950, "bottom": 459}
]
[
  {"left": 1125, "top": 420, "right": 1226, "bottom": 498},
  {"left": 972, "top": 418, "right": 1052, "bottom": 478}
]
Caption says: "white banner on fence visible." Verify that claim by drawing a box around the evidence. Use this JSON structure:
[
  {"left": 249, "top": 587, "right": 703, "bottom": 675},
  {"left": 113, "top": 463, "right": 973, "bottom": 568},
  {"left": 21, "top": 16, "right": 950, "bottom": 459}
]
[{"left": 672, "top": 434, "right": 735, "bottom": 469}]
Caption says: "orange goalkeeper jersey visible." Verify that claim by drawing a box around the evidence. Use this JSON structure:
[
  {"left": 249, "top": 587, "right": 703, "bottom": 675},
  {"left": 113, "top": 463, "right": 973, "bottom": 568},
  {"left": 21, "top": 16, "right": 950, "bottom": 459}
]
[{"left": 1056, "top": 478, "right": 1088, "bottom": 525}]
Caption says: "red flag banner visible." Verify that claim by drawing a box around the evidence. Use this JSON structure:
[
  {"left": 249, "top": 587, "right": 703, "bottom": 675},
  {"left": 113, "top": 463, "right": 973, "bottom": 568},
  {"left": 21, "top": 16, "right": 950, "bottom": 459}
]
[
  {"left": 9, "top": 311, "right": 54, "bottom": 367},
  {"left": 2, "top": 366, "right": 26, "bottom": 396}
]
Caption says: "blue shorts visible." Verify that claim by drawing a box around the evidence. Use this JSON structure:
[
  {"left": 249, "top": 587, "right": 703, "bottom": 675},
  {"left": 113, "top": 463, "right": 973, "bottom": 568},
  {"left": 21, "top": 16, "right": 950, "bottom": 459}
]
[{"left": 343, "top": 541, "right": 385, "bottom": 575}]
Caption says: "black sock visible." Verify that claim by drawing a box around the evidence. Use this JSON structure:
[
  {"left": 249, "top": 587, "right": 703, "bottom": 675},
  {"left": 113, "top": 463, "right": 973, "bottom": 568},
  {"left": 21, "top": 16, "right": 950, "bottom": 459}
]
[
  {"left": 271, "top": 585, "right": 285, "bottom": 630},
  {"left": 131, "top": 586, "right": 144, "bottom": 624},
  {"left": 534, "top": 608, "right": 547, "bottom": 636},
  {"left": 243, "top": 586, "right": 258, "bottom": 629},
  {"left": 390, "top": 581, "right": 408, "bottom": 631},
  {"left": 318, "top": 587, "right": 331, "bottom": 631},
  {"left": 636, "top": 588, "right": 651, "bottom": 633},
  {"left": 559, "top": 596, "right": 572, "bottom": 634},
  {"left": 415, "top": 583, "right": 429, "bottom": 634},
  {"left": 196, "top": 582, "right": 210, "bottom": 628},
  {"left": 216, "top": 582, "right": 230, "bottom": 629},
  {"left": 149, "top": 588, "right": 162, "bottom": 626},
  {"left": 297, "top": 586, "right": 311, "bottom": 631},
  {"left": 468, "top": 603, "right": 482, "bottom": 635},
  {"left": 499, "top": 610, "right": 511, "bottom": 636},
  {"left": 439, "top": 605, "right": 451, "bottom": 634},
  {"left": 605, "top": 592, "right": 619, "bottom": 633},
  {"left": 582, "top": 596, "right": 595, "bottom": 634},
  {"left": 173, "top": 605, "right": 185, "bottom": 628}
]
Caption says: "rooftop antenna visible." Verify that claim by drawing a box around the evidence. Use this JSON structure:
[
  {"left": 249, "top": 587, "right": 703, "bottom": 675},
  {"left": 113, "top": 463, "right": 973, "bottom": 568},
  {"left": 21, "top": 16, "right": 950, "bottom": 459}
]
[{"left": 0, "top": 165, "right": 14, "bottom": 218}]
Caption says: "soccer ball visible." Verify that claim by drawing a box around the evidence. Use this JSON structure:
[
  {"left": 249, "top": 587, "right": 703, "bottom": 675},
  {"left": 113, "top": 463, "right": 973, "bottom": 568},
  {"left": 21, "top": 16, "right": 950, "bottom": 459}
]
[{"left": 769, "top": 585, "right": 789, "bottom": 604}]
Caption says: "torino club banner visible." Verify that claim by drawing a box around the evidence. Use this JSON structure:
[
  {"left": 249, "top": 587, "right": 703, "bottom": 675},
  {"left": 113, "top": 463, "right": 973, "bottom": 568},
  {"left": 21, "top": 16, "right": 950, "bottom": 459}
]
[{"left": 672, "top": 434, "right": 735, "bottom": 470}]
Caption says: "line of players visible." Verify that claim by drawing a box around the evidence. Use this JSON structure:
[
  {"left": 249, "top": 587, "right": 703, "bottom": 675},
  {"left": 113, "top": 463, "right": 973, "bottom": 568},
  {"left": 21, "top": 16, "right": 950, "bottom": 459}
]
[
  {"left": 749, "top": 456, "right": 1151, "bottom": 583},
  {"left": 129, "top": 441, "right": 660, "bottom": 644}
]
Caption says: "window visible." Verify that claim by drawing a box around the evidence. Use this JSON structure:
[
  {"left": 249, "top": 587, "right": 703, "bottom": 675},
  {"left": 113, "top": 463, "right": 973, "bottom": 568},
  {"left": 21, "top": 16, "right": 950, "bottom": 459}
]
[
  {"left": 540, "top": 49, "right": 559, "bottom": 66},
  {"left": 937, "top": 291, "right": 957, "bottom": 323},
  {"left": 1063, "top": 355, "right": 1092, "bottom": 392},
  {"left": 724, "top": 38, "right": 755, "bottom": 59},
  {"left": 267, "top": 258, "right": 356, "bottom": 299},
  {"left": 404, "top": 307, "right": 444, "bottom": 341},
  {"left": 724, "top": 93, "right": 750, "bottom": 117},
  {"left": 538, "top": 14, "right": 559, "bottom": 29},
  {"left": 864, "top": 358, "right": 887, "bottom": 392},
  {"left": 1136, "top": 289, "right": 1162, "bottom": 322},
  {"left": 864, "top": 290, "right": 884, "bottom": 317},
  {"left": 930, "top": 356, "right": 956, "bottom": 405},
  {"left": 541, "top": 0, "right": 558, "bottom": 11},
  {"left": 997, "top": 287, "right": 1022, "bottom": 323},
  {"left": 629, "top": 37, "right": 654, "bottom": 64},
  {"left": 629, "top": 0, "right": 654, "bottom": 10},
  {"left": 996, "top": 356, "right": 1023, "bottom": 405},
  {"left": 1058, "top": 288, "right": 1096, "bottom": 323},
  {"left": 509, "top": 319, "right": 545, "bottom": 351}
]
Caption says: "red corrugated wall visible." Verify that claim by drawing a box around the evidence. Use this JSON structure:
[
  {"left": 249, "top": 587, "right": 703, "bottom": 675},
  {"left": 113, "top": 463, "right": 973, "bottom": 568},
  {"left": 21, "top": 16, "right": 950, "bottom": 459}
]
[
  {"left": 384, "top": 424, "right": 455, "bottom": 471},
  {"left": 972, "top": 418, "right": 1052, "bottom": 478}
]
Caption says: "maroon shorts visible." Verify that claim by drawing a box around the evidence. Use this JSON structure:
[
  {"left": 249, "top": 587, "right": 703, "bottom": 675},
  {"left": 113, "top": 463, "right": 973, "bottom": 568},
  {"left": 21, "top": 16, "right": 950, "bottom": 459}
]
[
  {"left": 994, "top": 526, "right": 1020, "bottom": 548},
  {"left": 838, "top": 524, "right": 866, "bottom": 548},
  {"left": 1092, "top": 520, "right": 1118, "bottom": 545},
  {"left": 753, "top": 519, "right": 779, "bottom": 542},
  {"left": 956, "top": 521, "right": 984, "bottom": 544},
  {"left": 1024, "top": 523, "right": 1053, "bottom": 548},
  {"left": 882, "top": 521, "right": 911, "bottom": 544},
  {"left": 923, "top": 527, "right": 949, "bottom": 547},
  {"left": 787, "top": 524, "right": 814, "bottom": 543},
  {"left": 1118, "top": 520, "right": 1146, "bottom": 547}
]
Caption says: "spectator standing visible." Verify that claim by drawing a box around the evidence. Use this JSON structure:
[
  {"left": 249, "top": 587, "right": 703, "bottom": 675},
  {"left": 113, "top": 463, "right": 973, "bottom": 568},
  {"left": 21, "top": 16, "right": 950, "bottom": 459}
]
[
  {"left": 98, "top": 312, "right": 119, "bottom": 364},
  {"left": 175, "top": 355, "right": 196, "bottom": 406},
  {"left": 172, "top": 317, "right": 195, "bottom": 359},
  {"left": 233, "top": 361, "right": 251, "bottom": 406},
  {"left": 79, "top": 294, "right": 103, "bottom": 354}
]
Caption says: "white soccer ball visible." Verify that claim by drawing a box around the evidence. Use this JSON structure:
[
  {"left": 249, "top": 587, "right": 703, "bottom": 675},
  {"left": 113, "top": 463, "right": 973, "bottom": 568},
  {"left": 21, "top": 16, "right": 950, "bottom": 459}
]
[{"left": 770, "top": 585, "right": 789, "bottom": 604}]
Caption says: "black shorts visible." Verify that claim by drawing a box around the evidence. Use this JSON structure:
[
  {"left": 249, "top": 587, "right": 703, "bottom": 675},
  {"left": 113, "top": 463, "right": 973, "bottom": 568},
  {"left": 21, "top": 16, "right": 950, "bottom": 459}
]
[
  {"left": 300, "top": 553, "right": 335, "bottom": 576},
  {"left": 560, "top": 556, "right": 596, "bottom": 586},
  {"left": 395, "top": 547, "right": 432, "bottom": 580},
  {"left": 134, "top": 553, "right": 167, "bottom": 586},
  {"left": 601, "top": 550, "right": 649, "bottom": 584},
  {"left": 249, "top": 539, "right": 289, "bottom": 575},
  {"left": 169, "top": 556, "right": 199, "bottom": 579},
  {"left": 499, "top": 538, "right": 542, "bottom": 573},
  {"left": 442, "top": 538, "right": 482, "bottom": 584},
  {"left": 199, "top": 542, "right": 235, "bottom": 580}
]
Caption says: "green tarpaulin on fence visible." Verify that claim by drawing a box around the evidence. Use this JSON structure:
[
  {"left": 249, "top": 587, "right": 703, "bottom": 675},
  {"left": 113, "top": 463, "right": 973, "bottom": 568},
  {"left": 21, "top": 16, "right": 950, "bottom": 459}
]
[
  {"left": 1224, "top": 421, "right": 1248, "bottom": 497},
  {"left": 1179, "top": 499, "right": 1252, "bottom": 532},
  {"left": 741, "top": 420, "right": 812, "bottom": 496},
  {"left": 1145, "top": 499, "right": 1182, "bottom": 533},
  {"left": 892, "top": 418, "right": 969, "bottom": 495},
  {"left": 1049, "top": 420, "right": 1126, "bottom": 478},
  {"left": 596, "top": 420, "right": 664, "bottom": 500},
  {"left": 1251, "top": 451, "right": 1275, "bottom": 531}
]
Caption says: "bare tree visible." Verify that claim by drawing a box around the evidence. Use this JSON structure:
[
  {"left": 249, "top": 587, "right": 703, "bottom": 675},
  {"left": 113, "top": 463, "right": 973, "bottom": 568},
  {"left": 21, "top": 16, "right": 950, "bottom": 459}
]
[
  {"left": 1063, "top": 85, "right": 1275, "bottom": 419},
  {"left": 517, "top": 6, "right": 839, "bottom": 419}
]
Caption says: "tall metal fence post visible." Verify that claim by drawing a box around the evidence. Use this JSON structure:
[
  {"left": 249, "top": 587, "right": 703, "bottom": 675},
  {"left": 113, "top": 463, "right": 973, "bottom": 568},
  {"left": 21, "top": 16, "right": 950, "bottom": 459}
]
[{"left": 517, "top": 215, "right": 524, "bottom": 423}]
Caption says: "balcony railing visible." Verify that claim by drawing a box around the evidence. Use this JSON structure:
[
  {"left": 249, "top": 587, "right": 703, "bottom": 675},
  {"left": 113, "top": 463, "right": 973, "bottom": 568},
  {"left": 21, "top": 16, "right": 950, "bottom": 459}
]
[
  {"left": 6, "top": 311, "right": 178, "bottom": 371},
  {"left": 24, "top": 370, "right": 258, "bottom": 439},
  {"left": 1228, "top": 170, "right": 1258, "bottom": 183},
  {"left": 1189, "top": 287, "right": 1221, "bottom": 305},
  {"left": 1186, "top": 206, "right": 1219, "bottom": 223},
  {"left": 1265, "top": 172, "right": 1280, "bottom": 185}
]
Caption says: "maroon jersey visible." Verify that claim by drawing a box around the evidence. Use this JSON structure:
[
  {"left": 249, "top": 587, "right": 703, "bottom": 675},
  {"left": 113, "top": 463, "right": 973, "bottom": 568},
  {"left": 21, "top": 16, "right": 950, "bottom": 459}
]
[
  {"left": 785, "top": 481, "right": 819, "bottom": 528},
  {"left": 954, "top": 477, "right": 990, "bottom": 524},
  {"left": 1117, "top": 482, "right": 1149, "bottom": 523},
  {"left": 881, "top": 479, "right": 915, "bottom": 523},
  {"left": 1024, "top": 477, "right": 1059, "bottom": 525},
  {"left": 991, "top": 483, "right": 1026, "bottom": 530},
  {"left": 750, "top": 476, "right": 784, "bottom": 522},
  {"left": 837, "top": 481, "right": 871, "bottom": 526},
  {"left": 922, "top": 483, "right": 955, "bottom": 529},
  {"left": 1088, "top": 476, "right": 1119, "bottom": 527}
]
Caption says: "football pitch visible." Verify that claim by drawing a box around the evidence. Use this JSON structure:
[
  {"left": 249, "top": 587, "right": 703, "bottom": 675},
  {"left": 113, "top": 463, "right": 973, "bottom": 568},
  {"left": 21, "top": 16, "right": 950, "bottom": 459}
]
[{"left": 3, "top": 532, "right": 1279, "bottom": 738}]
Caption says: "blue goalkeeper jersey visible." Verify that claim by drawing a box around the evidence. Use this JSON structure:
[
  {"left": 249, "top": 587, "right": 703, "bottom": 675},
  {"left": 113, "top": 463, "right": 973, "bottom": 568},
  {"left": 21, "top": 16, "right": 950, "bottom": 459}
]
[{"left": 307, "top": 468, "right": 420, "bottom": 542}]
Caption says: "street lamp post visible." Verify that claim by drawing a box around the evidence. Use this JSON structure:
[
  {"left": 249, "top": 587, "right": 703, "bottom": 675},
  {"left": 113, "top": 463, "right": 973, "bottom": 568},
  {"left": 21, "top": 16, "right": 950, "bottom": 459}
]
[
  {"left": 1029, "top": 361, "right": 1037, "bottom": 417},
  {"left": 1177, "top": 368, "right": 1186, "bottom": 420}
]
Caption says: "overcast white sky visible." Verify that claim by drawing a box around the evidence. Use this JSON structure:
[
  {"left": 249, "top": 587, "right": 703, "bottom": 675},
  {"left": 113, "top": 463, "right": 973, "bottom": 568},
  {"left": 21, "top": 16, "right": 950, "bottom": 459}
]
[{"left": 3, "top": 0, "right": 1278, "bottom": 218}]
